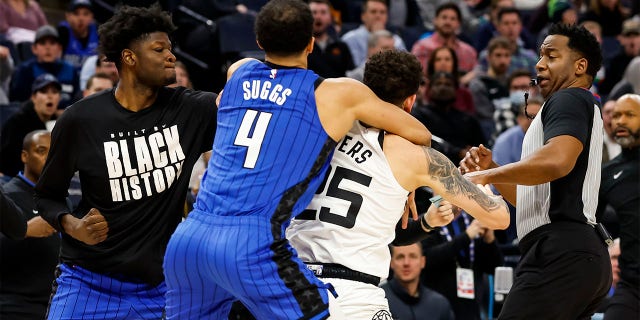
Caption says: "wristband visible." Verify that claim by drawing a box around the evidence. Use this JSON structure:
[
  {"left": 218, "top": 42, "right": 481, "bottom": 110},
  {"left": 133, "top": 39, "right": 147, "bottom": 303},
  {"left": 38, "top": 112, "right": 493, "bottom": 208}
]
[{"left": 420, "top": 214, "right": 439, "bottom": 232}]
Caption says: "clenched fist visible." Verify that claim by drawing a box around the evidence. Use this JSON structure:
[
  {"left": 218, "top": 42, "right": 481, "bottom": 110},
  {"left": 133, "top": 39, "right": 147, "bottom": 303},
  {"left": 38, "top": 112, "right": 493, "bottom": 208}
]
[{"left": 62, "top": 208, "right": 109, "bottom": 245}]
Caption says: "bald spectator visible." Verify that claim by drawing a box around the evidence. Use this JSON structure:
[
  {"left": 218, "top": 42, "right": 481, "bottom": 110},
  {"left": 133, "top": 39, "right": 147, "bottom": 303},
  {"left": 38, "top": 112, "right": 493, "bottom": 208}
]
[
  {"left": 598, "top": 94, "right": 640, "bottom": 320},
  {"left": 341, "top": 0, "right": 406, "bottom": 67},
  {"left": 0, "top": 130, "right": 58, "bottom": 320}
]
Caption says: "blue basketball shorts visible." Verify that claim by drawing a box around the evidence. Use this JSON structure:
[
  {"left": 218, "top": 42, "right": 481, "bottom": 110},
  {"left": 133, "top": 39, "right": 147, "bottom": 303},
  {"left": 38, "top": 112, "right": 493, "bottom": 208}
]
[
  {"left": 163, "top": 210, "right": 332, "bottom": 319},
  {"left": 47, "top": 263, "right": 165, "bottom": 319}
]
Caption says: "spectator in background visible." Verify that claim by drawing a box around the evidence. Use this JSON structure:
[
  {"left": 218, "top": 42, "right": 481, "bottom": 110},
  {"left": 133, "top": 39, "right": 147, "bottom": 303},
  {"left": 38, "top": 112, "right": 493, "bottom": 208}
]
[
  {"left": 416, "top": 0, "right": 477, "bottom": 34},
  {"left": 493, "top": 98, "right": 543, "bottom": 167},
  {"left": 601, "top": 99, "right": 622, "bottom": 162},
  {"left": 341, "top": 0, "right": 406, "bottom": 67},
  {"left": 0, "top": 73, "right": 59, "bottom": 177},
  {"left": 474, "top": 0, "right": 536, "bottom": 53},
  {"left": 599, "top": 19, "right": 640, "bottom": 96},
  {"left": 168, "top": 61, "right": 193, "bottom": 89},
  {"left": 0, "top": 0, "right": 48, "bottom": 45},
  {"left": 425, "top": 46, "right": 475, "bottom": 115},
  {"left": 9, "top": 25, "right": 79, "bottom": 108},
  {"left": 493, "top": 69, "right": 538, "bottom": 139},
  {"left": 79, "top": 54, "right": 118, "bottom": 90},
  {"left": 412, "top": 71, "right": 486, "bottom": 162},
  {"left": 598, "top": 94, "right": 640, "bottom": 320},
  {"left": 83, "top": 72, "right": 113, "bottom": 97},
  {"left": 412, "top": 2, "right": 477, "bottom": 76},
  {"left": 383, "top": 243, "right": 455, "bottom": 320},
  {"left": 0, "top": 44, "right": 13, "bottom": 104},
  {"left": 580, "top": 0, "right": 628, "bottom": 36},
  {"left": 421, "top": 208, "right": 503, "bottom": 320},
  {"left": 57, "top": 0, "right": 99, "bottom": 71},
  {"left": 307, "top": 0, "right": 354, "bottom": 78},
  {"left": 469, "top": 36, "right": 512, "bottom": 142},
  {"left": 477, "top": 7, "right": 538, "bottom": 76},
  {"left": 346, "top": 29, "right": 395, "bottom": 81},
  {"left": 0, "top": 130, "right": 59, "bottom": 320}
]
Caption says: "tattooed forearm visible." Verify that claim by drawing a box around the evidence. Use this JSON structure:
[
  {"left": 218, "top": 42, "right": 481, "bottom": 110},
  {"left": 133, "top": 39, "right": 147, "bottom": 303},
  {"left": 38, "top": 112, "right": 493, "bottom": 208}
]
[{"left": 421, "top": 147, "right": 506, "bottom": 212}]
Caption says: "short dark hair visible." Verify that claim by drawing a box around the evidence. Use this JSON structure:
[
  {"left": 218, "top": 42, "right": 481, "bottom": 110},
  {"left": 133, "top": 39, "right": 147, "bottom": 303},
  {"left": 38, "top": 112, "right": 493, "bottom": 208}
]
[
  {"left": 547, "top": 23, "right": 602, "bottom": 78},
  {"left": 487, "top": 36, "right": 512, "bottom": 54},
  {"left": 362, "top": 0, "right": 388, "bottom": 12},
  {"left": 508, "top": 69, "right": 532, "bottom": 87},
  {"left": 389, "top": 241, "right": 423, "bottom": 256},
  {"left": 86, "top": 72, "right": 114, "bottom": 90},
  {"left": 427, "top": 46, "right": 460, "bottom": 88},
  {"left": 22, "top": 130, "right": 49, "bottom": 151},
  {"left": 363, "top": 50, "right": 422, "bottom": 106},
  {"left": 98, "top": 4, "right": 176, "bottom": 70},
  {"left": 436, "top": 2, "right": 462, "bottom": 21},
  {"left": 497, "top": 7, "right": 521, "bottom": 23},
  {"left": 255, "top": 0, "right": 313, "bottom": 56}
]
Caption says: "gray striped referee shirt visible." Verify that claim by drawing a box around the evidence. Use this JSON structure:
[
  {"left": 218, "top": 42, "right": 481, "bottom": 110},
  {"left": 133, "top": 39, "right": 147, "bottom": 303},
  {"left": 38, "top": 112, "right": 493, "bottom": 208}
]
[{"left": 516, "top": 88, "right": 603, "bottom": 239}]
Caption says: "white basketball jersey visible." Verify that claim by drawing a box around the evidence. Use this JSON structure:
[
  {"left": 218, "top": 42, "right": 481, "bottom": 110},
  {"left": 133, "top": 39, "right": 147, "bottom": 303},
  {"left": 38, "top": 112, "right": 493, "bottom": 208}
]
[{"left": 287, "top": 121, "right": 409, "bottom": 279}]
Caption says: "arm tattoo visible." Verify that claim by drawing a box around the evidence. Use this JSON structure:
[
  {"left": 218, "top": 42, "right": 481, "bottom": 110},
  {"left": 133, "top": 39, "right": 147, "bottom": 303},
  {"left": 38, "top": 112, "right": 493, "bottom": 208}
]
[{"left": 421, "top": 147, "right": 506, "bottom": 212}]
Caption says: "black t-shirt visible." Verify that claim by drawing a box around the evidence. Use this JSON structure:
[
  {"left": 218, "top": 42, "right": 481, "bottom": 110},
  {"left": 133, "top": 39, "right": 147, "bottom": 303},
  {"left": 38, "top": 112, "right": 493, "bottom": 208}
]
[
  {"left": 35, "top": 87, "right": 217, "bottom": 285},
  {"left": 598, "top": 147, "right": 640, "bottom": 286}
]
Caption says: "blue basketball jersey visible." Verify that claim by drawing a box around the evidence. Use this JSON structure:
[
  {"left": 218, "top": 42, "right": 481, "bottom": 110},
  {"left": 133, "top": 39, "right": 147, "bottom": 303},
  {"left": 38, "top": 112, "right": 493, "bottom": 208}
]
[{"left": 195, "top": 60, "right": 336, "bottom": 221}]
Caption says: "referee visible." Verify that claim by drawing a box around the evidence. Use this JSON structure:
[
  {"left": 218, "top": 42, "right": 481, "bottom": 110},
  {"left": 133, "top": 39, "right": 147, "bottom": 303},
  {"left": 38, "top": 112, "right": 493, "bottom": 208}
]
[{"left": 460, "top": 23, "right": 612, "bottom": 319}]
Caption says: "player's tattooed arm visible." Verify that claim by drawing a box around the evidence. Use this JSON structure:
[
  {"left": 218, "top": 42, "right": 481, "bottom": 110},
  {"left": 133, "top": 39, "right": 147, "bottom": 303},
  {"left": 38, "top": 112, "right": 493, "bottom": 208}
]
[{"left": 421, "top": 146, "right": 507, "bottom": 213}]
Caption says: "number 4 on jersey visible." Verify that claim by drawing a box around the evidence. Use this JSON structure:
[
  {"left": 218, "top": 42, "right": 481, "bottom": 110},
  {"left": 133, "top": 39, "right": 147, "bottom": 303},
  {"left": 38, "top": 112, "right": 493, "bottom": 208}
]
[{"left": 234, "top": 110, "right": 272, "bottom": 168}]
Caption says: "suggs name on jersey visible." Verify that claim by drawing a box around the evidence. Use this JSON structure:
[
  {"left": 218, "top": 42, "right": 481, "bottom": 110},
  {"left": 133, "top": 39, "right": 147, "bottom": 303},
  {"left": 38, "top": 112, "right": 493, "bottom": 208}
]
[
  {"left": 242, "top": 80, "right": 292, "bottom": 106},
  {"left": 337, "top": 135, "right": 372, "bottom": 164}
]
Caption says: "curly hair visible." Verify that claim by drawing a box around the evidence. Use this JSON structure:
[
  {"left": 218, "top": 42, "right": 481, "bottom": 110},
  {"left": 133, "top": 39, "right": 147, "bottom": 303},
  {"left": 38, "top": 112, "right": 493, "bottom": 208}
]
[
  {"left": 255, "top": 0, "right": 313, "bottom": 56},
  {"left": 548, "top": 23, "right": 602, "bottom": 78},
  {"left": 98, "top": 4, "right": 176, "bottom": 69},
  {"left": 363, "top": 50, "right": 423, "bottom": 106}
]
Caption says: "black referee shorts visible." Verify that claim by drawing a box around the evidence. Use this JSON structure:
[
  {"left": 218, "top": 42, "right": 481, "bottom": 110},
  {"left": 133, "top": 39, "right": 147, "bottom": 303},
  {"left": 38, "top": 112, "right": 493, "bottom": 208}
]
[{"left": 498, "top": 221, "right": 612, "bottom": 320}]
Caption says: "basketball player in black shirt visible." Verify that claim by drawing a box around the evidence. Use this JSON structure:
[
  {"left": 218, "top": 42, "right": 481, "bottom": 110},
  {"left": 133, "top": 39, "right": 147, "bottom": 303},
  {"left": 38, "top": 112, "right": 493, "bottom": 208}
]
[{"left": 35, "top": 5, "right": 218, "bottom": 319}]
